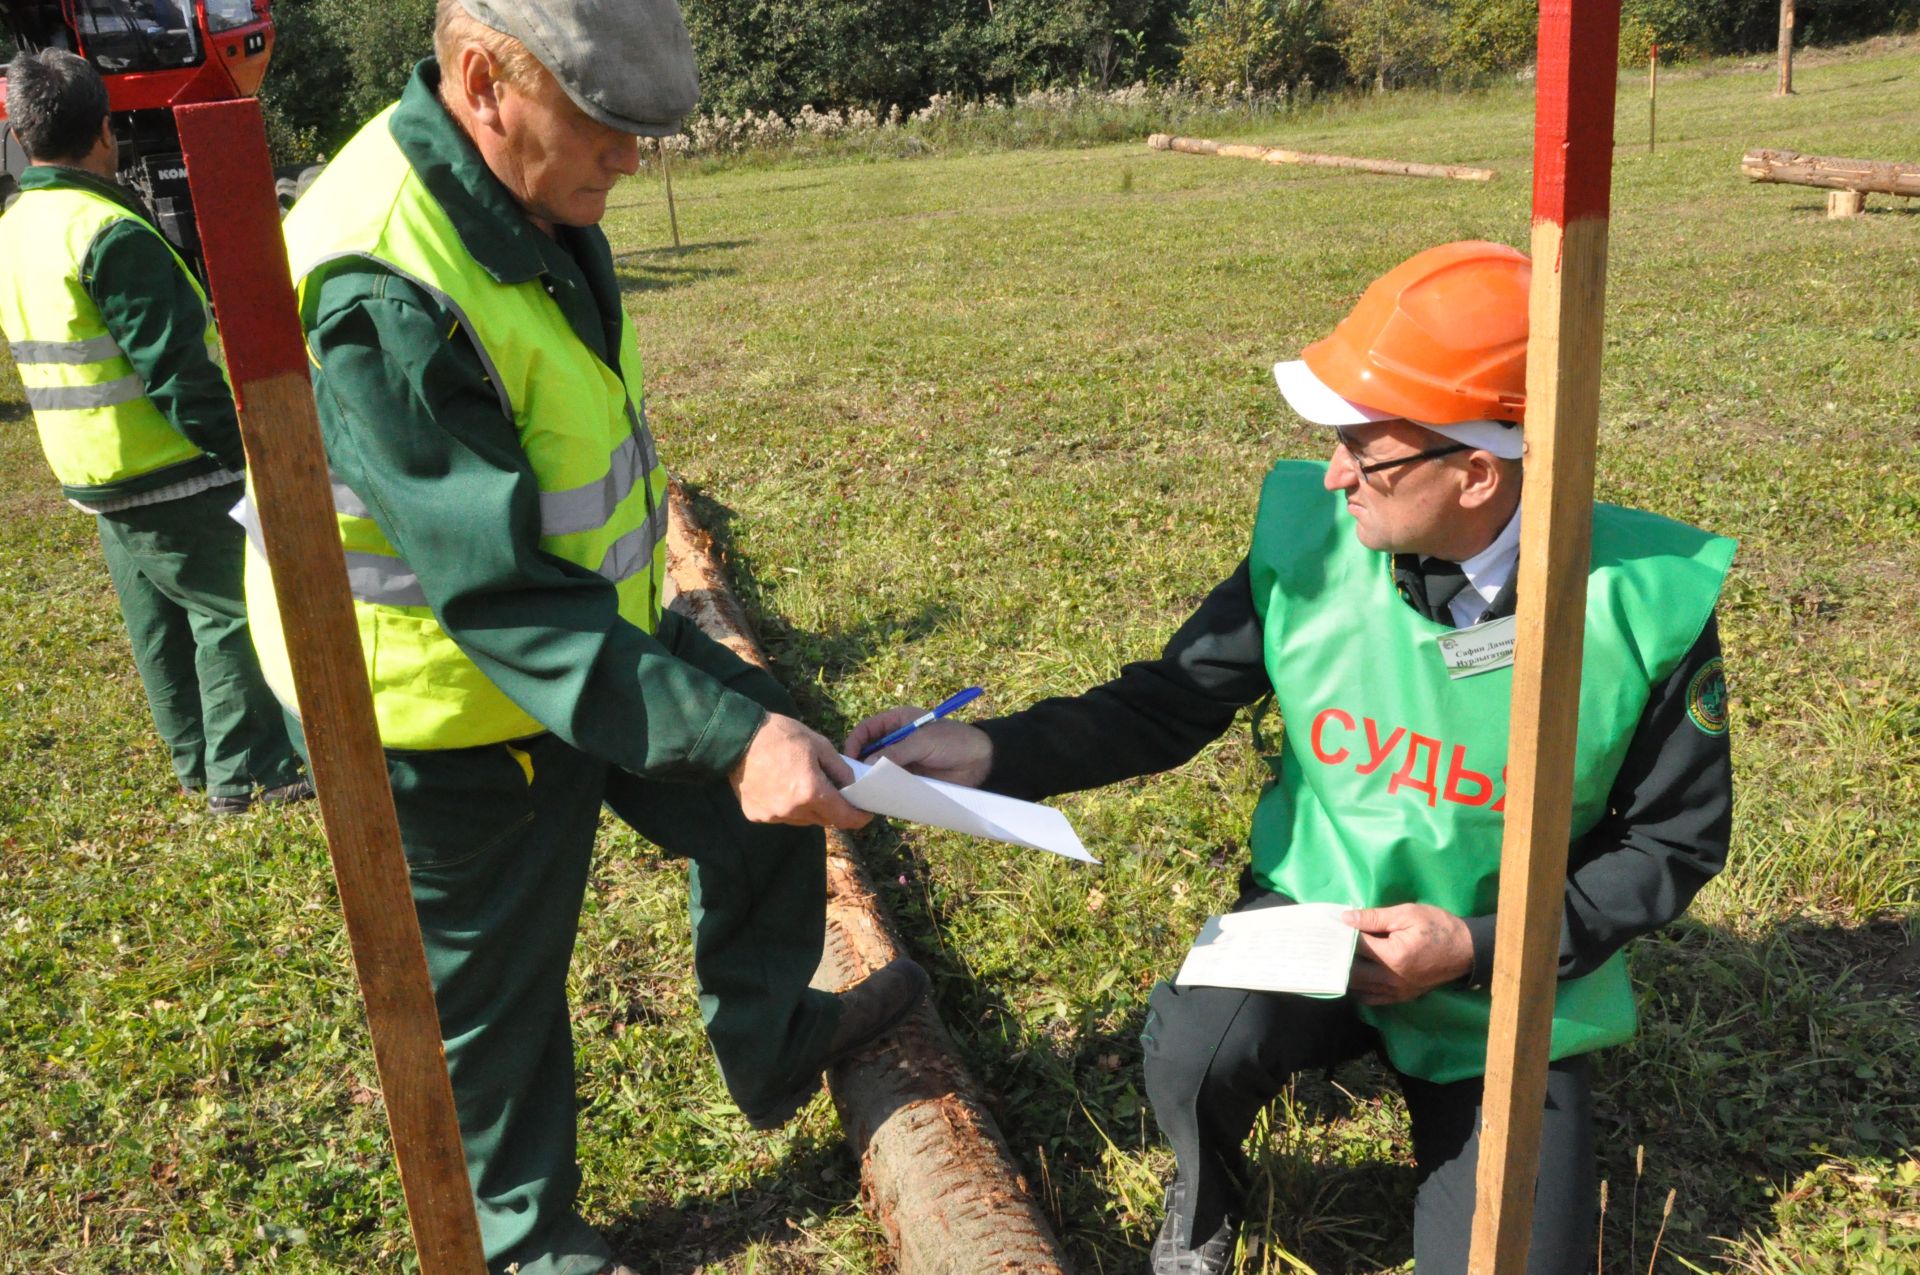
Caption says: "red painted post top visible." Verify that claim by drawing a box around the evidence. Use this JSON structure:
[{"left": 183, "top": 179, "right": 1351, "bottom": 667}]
[
  {"left": 174, "top": 99, "right": 310, "bottom": 392},
  {"left": 1532, "top": 0, "right": 1625, "bottom": 228}
]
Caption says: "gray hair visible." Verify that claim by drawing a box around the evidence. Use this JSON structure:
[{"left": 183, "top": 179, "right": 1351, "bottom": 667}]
[
  {"left": 433, "top": 0, "right": 542, "bottom": 91},
  {"left": 5, "top": 49, "right": 109, "bottom": 163}
]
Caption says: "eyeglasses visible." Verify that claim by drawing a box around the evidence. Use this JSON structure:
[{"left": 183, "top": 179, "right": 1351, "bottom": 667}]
[{"left": 1334, "top": 429, "right": 1470, "bottom": 476}]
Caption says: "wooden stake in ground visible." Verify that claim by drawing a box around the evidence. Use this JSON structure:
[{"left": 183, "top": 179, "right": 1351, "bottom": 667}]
[
  {"left": 658, "top": 137, "right": 681, "bottom": 249},
  {"left": 1826, "top": 190, "right": 1868, "bottom": 219},
  {"left": 1648, "top": 45, "right": 1658, "bottom": 153},
  {"left": 665, "top": 486, "right": 1071, "bottom": 1275},
  {"left": 1467, "top": 0, "right": 1620, "bottom": 1271},
  {"left": 174, "top": 99, "right": 486, "bottom": 1275},
  {"left": 1777, "top": 0, "right": 1797, "bottom": 96},
  {"left": 1147, "top": 133, "right": 1496, "bottom": 182}
]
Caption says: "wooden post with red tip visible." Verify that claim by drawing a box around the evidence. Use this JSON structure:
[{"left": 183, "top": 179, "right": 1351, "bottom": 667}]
[
  {"left": 173, "top": 98, "right": 487, "bottom": 1275},
  {"left": 1467, "top": 0, "right": 1622, "bottom": 1271}
]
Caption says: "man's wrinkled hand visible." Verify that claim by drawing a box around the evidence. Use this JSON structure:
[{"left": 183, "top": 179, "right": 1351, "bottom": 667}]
[
  {"left": 1343, "top": 903, "right": 1473, "bottom": 1006},
  {"left": 730, "top": 713, "right": 872, "bottom": 829},
  {"left": 844, "top": 708, "right": 993, "bottom": 788}
]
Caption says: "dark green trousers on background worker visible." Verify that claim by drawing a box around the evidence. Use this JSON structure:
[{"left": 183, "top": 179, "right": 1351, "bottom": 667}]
[
  {"left": 95, "top": 486, "right": 304, "bottom": 802},
  {"left": 381, "top": 625, "right": 841, "bottom": 1275}
]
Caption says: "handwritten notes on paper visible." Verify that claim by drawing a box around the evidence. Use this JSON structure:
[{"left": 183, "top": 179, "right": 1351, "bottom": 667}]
[{"left": 1174, "top": 902, "right": 1359, "bottom": 998}]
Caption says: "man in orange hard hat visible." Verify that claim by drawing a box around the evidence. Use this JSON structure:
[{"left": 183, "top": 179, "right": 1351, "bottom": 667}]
[{"left": 850, "top": 242, "right": 1734, "bottom": 1273}]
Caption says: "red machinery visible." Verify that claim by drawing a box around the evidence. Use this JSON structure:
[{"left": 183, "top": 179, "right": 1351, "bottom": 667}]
[{"left": 1, "top": 0, "right": 276, "bottom": 270}]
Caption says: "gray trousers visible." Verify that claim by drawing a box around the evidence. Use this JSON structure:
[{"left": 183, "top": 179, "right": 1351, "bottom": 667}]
[{"left": 1141, "top": 892, "right": 1597, "bottom": 1274}]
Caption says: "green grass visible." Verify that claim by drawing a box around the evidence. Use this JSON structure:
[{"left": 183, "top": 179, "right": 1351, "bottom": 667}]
[{"left": 5, "top": 38, "right": 1919, "bottom": 1274}]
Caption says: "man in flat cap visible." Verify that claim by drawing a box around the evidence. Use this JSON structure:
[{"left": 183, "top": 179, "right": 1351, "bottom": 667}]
[{"left": 244, "top": 2, "right": 928, "bottom": 1270}]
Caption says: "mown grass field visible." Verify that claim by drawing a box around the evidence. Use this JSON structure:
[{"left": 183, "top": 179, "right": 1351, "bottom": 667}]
[{"left": 4, "top": 38, "right": 1918, "bottom": 1275}]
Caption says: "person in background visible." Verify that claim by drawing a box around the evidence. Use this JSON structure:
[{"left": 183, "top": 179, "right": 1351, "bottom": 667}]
[{"left": 0, "top": 48, "right": 308, "bottom": 815}]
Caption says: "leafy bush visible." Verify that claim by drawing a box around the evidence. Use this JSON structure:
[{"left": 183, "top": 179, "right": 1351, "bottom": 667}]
[
  {"left": 1329, "top": 0, "right": 1449, "bottom": 89},
  {"left": 1176, "top": 0, "right": 1340, "bottom": 93},
  {"left": 244, "top": 0, "right": 1920, "bottom": 163},
  {"left": 1618, "top": 0, "right": 1711, "bottom": 64},
  {"left": 682, "top": 0, "right": 1190, "bottom": 119},
  {"left": 258, "top": 0, "right": 433, "bottom": 163},
  {"left": 1441, "top": 0, "right": 1533, "bottom": 78}
]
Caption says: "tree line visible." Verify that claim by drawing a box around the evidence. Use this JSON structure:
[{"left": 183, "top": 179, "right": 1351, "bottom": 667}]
[{"left": 246, "top": 0, "right": 1915, "bottom": 160}]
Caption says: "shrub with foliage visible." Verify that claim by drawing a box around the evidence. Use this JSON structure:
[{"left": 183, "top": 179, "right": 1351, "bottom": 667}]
[
  {"left": 1330, "top": 0, "right": 1449, "bottom": 89},
  {"left": 1441, "top": 0, "right": 1534, "bottom": 79},
  {"left": 681, "top": 0, "right": 1190, "bottom": 119},
  {"left": 258, "top": 0, "right": 433, "bottom": 162},
  {"left": 241, "top": 0, "right": 1920, "bottom": 162},
  {"left": 1176, "top": 0, "right": 1340, "bottom": 92},
  {"left": 1445, "top": 0, "right": 1920, "bottom": 78}
]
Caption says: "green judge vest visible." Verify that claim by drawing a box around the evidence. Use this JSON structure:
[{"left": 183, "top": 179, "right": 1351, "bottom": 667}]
[{"left": 1247, "top": 461, "right": 1733, "bottom": 1084}]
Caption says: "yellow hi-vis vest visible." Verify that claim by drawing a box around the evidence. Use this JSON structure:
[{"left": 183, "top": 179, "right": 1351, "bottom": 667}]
[
  {"left": 245, "top": 105, "right": 669, "bottom": 750},
  {"left": 0, "top": 182, "right": 222, "bottom": 488}
]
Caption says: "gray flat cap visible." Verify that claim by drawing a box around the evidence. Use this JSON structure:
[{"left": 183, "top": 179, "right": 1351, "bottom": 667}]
[{"left": 459, "top": 0, "right": 699, "bottom": 135}]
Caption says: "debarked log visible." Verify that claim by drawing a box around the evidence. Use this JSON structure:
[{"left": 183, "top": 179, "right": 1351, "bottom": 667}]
[
  {"left": 1147, "top": 132, "right": 1497, "bottom": 182},
  {"left": 1741, "top": 148, "right": 1920, "bottom": 197},
  {"left": 664, "top": 483, "right": 1073, "bottom": 1275}
]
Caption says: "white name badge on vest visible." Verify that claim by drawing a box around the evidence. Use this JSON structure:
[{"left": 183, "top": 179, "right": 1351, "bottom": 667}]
[{"left": 1433, "top": 614, "right": 1517, "bottom": 679}]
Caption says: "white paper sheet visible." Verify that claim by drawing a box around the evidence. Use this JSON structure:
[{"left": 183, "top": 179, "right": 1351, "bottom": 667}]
[
  {"left": 839, "top": 756, "right": 1097, "bottom": 864},
  {"left": 1173, "top": 902, "right": 1358, "bottom": 998}
]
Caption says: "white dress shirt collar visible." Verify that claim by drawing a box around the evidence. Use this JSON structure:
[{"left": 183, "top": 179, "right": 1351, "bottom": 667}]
[{"left": 1429, "top": 503, "right": 1522, "bottom": 628}]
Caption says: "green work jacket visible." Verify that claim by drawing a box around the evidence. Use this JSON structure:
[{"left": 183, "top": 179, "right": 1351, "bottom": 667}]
[{"left": 245, "top": 62, "right": 764, "bottom": 775}]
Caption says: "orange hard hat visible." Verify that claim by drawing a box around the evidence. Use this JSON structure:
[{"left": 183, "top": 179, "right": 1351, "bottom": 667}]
[{"left": 1295, "top": 241, "right": 1531, "bottom": 426}]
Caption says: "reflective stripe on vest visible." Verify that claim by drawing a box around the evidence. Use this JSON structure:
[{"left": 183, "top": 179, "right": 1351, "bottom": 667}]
[
  {"left": 1246, "top": 461, "right": 1735, "bottom": 1084},
  {"left": 26, "top": 375, "right": 148, "bottom": 410},
  {"left": 0, "top": 184, "right": 222, "bottom": 488},
  {"left": 11, "top": 333, "right": 125, "bottom": 363},
  {"left": 246, "top": 104, "right": 669, "bottom": 750},
  {"left": 242, "top": 463, "right": 671, "bottom": 611}
]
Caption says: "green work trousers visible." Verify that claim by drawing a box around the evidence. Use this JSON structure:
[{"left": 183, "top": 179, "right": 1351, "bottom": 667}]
[
  {"left": 94, "top": 485, "right": 304, "bottom": 799},
  {"left": 383, "top": 628, "right": 840, "bottom": 1275}
]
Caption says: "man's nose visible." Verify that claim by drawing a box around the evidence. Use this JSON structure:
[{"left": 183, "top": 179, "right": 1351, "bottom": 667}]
[
  {"left": 1325, "top": 445, "right": 1360, "bottom": 492},
  {"left": 608, "top": 136, "right": 642, "bottom": 176}
]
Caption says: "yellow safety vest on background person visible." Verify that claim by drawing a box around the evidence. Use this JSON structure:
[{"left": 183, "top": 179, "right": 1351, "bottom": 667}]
[
  {"left": 0, "top": 184, "right": 223, "bottom": 489},
  {"left": 245, "top": 104, "right": 670, "bottom": 750}
]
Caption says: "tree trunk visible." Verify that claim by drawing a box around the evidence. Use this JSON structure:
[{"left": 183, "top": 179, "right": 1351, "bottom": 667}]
[
  {"left": 1741, "top": 148, "right": 1920, "bottom": 197},
  {"left": 1776, "top": 0, "right": 1795, "bottom": 96},
  {"left": 664, "top": 485, "right": 1074, "bottom": 1275},
  {"left": 1148, "top": 133, "right": 1496, "bottom": 182}
]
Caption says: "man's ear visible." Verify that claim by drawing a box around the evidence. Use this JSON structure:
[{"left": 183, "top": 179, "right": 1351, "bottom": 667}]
[
  {"left": 1456, "top": 450, "right": 1507, "bottom": 510},
  {"left": 454, "top": 45, "right": 507, "bottom": 131}
]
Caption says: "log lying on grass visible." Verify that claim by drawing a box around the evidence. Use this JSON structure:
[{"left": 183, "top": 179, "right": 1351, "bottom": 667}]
[
  {"left": 664, "top": 484, "right": 1072, "bottom": 1275},
  {"left": 1741, "top": 148, "right": 1920, "bottom": 197},
  {"left": 1148, "top": 132, "right": 1497, "bottom": 182}
]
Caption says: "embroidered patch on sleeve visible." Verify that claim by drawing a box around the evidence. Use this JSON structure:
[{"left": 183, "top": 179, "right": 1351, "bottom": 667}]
[{"left": 1686, "top": 657, "right": 1728, "bottom": 735}]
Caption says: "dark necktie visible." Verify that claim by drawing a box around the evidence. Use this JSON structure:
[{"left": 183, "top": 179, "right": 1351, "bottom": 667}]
[{"left": 1420, "top": 558, "right": 1471, "bottom": 625}]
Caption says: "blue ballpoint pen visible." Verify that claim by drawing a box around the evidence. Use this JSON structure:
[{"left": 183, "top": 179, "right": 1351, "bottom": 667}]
[{"left": 859, "top": 686, "right": 984, "bottom": 759}]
